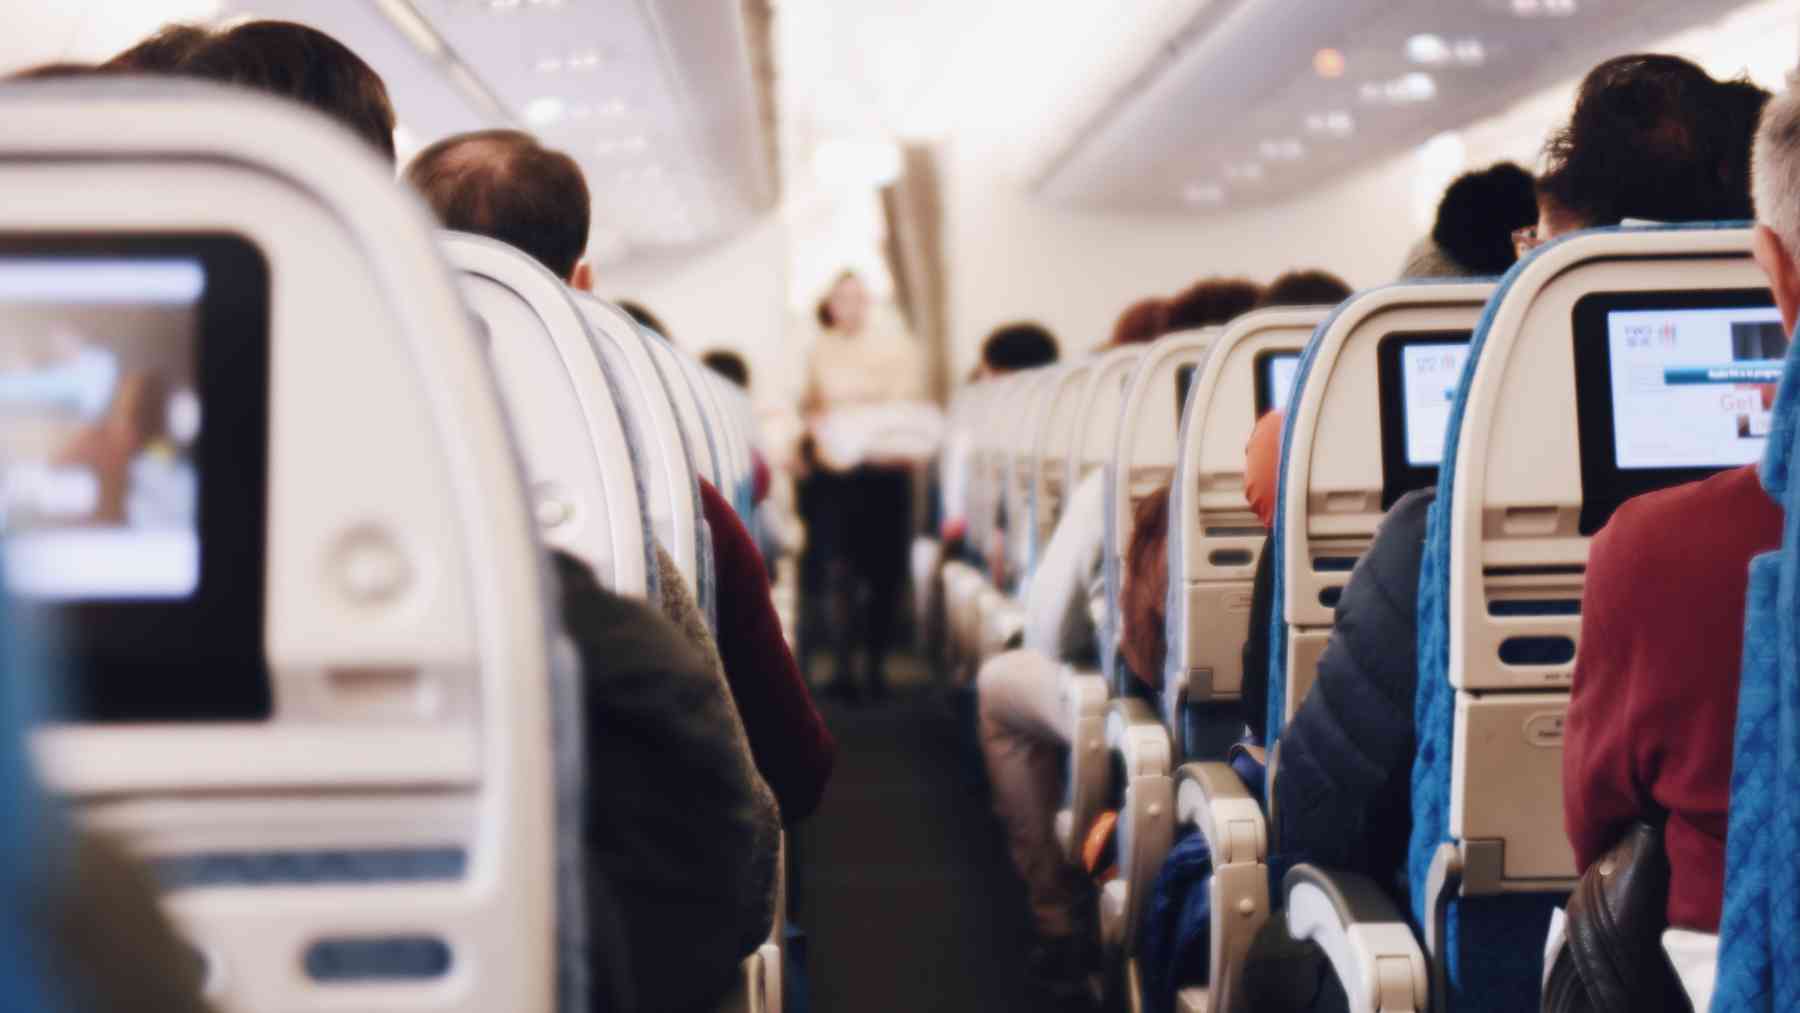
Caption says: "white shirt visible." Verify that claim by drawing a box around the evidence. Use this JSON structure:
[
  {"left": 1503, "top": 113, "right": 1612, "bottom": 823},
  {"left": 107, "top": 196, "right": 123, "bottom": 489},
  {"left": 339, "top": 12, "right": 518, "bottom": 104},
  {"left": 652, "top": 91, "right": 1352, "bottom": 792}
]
[{"left": 1022, "top": 468, "right": 1107, "bottom": 664}]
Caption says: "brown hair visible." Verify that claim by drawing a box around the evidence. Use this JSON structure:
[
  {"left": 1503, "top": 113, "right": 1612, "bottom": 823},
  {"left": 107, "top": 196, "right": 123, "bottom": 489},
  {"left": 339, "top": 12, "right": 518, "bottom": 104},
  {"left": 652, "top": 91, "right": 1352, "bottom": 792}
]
[
  {"left": 1256, "top": 269, "right": 1352, "bottom": 309},
  {"left": 1120, "top": 484, "right": 1172, "bottom": 691},
  {"left": 1109, "top": 298, "right": 1168, "bottom": 347},
  {"left": 1164, "top": 278, "right": 1262, "bottom": 333},
  {"left": 405, "top": 129, "right": 591, "bottom": 280},
  {"left": 179, "top": 21, "right": 397, "bottom": 164},
  {"left": 104, "top": 24, "right": 212, "bottom": 73}
]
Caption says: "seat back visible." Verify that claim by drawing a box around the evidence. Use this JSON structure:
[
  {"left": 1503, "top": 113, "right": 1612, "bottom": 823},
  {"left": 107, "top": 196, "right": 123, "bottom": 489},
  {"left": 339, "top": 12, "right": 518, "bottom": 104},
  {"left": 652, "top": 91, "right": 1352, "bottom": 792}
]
[
  {"left": 443, "top": 233, "right": 653, "bottom": 600},
  {"left": 1072, "top": 346, "right": 1145, "bottom": 494},
  {"left": 1102, "top": 331, "right": 1214, "bottom": 691},
  {"left": 1031, "top": 360, "right": 1094, "bottom": 567},
  {"left": 1166, "top": 309, "right": 1324, "bottom": 753},
  {"left": 1270, "top": 285, "right": 1488, "bottom": 732},
  {"left": 1713, "top": 296, "right": 1800, "bottom": 1013},
  {"left": 1413, "top": 224, "right": 1773, "bottom": 1010},
  {"left": 1002, "top": 367, "right": 1062, "bottom": 587},
  {"left": 645, "top": 329, "right": 724, "bottom": 490},
  {"left": 576, "top": 294, "right": 708, "bottom": 597},
  {"left": 1, "top": 81, "right": 561, "bottom": 1012},
  {"left": 969, "top": 374, "right": 1024, "bottom": 565}
]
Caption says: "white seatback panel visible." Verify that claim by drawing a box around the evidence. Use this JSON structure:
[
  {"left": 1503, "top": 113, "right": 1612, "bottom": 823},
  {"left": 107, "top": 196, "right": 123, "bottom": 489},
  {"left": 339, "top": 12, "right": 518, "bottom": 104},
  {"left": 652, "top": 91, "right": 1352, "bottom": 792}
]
[
  {"left": 7, "top": 84, "right": 557, "bottom": 1013},
  {"left": 1173, "top": 309, "right": 1325, "bottom": 704}
]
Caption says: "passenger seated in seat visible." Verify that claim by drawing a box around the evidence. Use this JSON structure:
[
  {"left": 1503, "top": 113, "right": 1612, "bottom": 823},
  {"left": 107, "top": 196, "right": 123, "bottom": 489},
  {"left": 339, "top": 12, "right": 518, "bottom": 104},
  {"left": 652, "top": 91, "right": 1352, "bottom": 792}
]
[
  {"left": 405, "top": 128, "right": 835, "bottom": 822},
  {"left": 1561, "top": 72, "right": 1796, "bottom": 937},
  {"left": 975, "top": 283, "right": 1256, "bottom": 1003},
  {"left": 1400, "top": 162, "right": 1537, "bottom": 278},
  {"left": 175, "top": 20, "right": 398, "bottom": 164},
  {"left": 939, "top": 321, "right": 1060, "bottom": 554}
]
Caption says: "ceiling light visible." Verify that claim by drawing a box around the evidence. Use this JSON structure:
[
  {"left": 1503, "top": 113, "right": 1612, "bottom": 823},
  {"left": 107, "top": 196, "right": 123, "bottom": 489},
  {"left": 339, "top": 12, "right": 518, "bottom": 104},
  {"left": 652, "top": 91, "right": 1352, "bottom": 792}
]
[
  {"left": 1364, "top": 72, "right": 1437, "bottom": 105},
  {"left": 489, "top": 0, "right": 521, "bottom": 10},
  {"left": 535, "top": 56, "right": 563, "bottom": 73},
  {"left": 1513, "top": 0, "right": 1576, "bottom": 16},
  {"left": 1305, "top": 111, "right": 1355, "bottom": 138},
  {"left": 1407, "top": 34, "right": 1449, "bottom": 65},
  {"left": 1453, "top": 39, "right": 1486, "bottom": 65},
  {"left": 1225, "top": 162, "right": 1264, "bottom": 182},
  {"left": 1313, "top": 48, "right": 1345, "bottom": 79},
  {"left": 523, "top": 96, "right": 565, "bottom": 125},
  {"left": 1259, "top": 138, "right": 1305, "bottom": 161},
  {"left": 1182, "top": 183, "right": 1224, "bottom": 205},
  {"left": 1544, "top": 0, "right": 1576, "bottom": 12}
]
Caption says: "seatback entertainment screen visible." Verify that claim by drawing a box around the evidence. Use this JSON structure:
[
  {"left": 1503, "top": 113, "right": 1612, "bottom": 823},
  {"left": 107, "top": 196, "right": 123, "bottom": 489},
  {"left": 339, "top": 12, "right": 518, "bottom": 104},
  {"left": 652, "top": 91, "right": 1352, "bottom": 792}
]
[
  {"left": 1398, "top": 341, "right": 1471, "bottom": 468},
  {"left": 1572, "top": 288, "right": 1784, "bottom": 534},
  {"left": 0, "top": 258, "right": 203, "bottom": 600},
  {"left": 1256, "top": 352, "right": 1299, "bottom": 418},
  {"left": 1605, "top": 305, "right": 1786, "bottom": 470},
  {"left": 0, "top": 235, "right": 271, "bottom": 722}
]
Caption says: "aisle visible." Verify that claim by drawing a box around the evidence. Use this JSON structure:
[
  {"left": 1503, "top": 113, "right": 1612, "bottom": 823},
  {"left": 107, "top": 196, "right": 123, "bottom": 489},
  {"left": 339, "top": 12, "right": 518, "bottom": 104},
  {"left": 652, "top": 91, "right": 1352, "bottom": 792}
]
[{"left": 797, "top": 659, "right": 1040, "bottom": 1012}]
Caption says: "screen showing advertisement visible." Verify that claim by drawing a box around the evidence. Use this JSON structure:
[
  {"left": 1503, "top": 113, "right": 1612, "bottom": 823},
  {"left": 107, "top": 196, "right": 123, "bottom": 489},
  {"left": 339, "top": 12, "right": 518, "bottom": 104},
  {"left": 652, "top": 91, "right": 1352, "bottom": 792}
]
[
  {"left": 0, "top": 258, "right": 204, "bottom": 601},
  {"left": 1606, "top": 305, "right": 1788, "bottom": 470},
  {"left": 1399, "top": 341, "right": 1470, "bottom": 467}
]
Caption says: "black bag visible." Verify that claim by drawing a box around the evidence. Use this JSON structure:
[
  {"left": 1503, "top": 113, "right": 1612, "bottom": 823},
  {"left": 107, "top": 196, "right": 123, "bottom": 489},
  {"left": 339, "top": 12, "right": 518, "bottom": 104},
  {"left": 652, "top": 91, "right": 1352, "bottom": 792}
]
[{"left": 1541, "top": 821, "right": 1692, "bottom": 1013}]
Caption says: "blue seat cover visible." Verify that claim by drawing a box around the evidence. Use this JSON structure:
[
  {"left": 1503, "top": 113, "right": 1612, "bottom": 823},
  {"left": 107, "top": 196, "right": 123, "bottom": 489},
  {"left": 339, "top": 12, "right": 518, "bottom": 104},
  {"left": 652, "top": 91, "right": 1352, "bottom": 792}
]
[
  {"left": 1410, "top": 223, "right": 1749, "bottom": 1011},
  {"left": 0, "top": 585, "right": 67, "bottom": 1012},
  {"left": 1712, "top": 316, "right": 1800, "bottom": 1013}
]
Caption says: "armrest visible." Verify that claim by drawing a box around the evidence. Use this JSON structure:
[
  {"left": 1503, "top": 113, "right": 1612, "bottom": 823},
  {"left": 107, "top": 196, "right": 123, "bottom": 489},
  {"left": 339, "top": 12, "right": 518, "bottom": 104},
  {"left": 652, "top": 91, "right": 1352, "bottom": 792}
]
[
  {"left": 1175, "top": 762, "right": 1265, "bottom": 867},
  {"left": 1107, "top": 697, "right": 1172, "bottom": 778},
  {"left": 1176, "top": 762, "right": 1269, "bottom": 1013},
  {"left": 1283, "top": 864, "right": 1427, "bottom": 1013},
  {"left": 1061, "top": 666, "right": 1109, "bottom": 719}
]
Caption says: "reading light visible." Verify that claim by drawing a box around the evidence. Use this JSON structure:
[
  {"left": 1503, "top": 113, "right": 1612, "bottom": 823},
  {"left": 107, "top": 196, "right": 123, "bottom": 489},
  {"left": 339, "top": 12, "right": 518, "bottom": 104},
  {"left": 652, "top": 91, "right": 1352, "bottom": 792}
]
[
  {"left": 1305, "top": 111, "right": 1355, "bottom": 137},
  {"left": 1453, "top": 39, "right": 1486, "bottom": 65},
  {"left": 1313, "top": 48, "right": 1346, "bottom": 78}
]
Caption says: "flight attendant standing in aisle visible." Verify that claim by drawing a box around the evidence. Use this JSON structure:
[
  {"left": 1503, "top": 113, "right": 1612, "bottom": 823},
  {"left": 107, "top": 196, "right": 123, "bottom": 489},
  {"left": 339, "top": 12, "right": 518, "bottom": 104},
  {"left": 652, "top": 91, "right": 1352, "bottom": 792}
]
[{"left": 800, "top": 271, "right": 926, "bottom": 703}]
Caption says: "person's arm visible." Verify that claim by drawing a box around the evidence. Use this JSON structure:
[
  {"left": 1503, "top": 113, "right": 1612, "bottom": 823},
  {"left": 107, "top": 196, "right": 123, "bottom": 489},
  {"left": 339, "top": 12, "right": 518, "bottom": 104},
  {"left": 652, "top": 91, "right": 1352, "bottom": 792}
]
[
  {"left": 554, "top": 552, "right": 780, "bottom": 1013},
  {"left": 1561, "top": 516, "right": 1648, "bottom": 874},
  {"left": 698, "top": 480, "right": 837, "bottom": 824},
  {"left": 1022, "top": 469, "right": 1105, "bottom": 664},
  {"left": 1272, "top": 491, "right": 1431, "bottom": 877}
]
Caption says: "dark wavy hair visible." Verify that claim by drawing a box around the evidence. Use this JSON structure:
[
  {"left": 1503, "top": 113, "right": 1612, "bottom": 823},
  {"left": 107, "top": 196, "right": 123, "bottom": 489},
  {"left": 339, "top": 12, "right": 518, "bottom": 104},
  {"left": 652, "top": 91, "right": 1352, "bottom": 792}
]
[
  {"left": 1538, "top": 54, "right": 1757, "bottom": 229},
  {"left": 1432, "top": 162, "right": 1538, "bottom": 274},
  {"left": 1256, "top": 269, "right": 1352, "bottom": 309},
  {"left": 1163, "top": 277, "right": 1262, "bottom": 333},
  {"left": 1108, "top": 298, "right": 1168, "bottom": 347},
  {"left": 980, "top": 322, "right": 1059, "bottom": 372}
]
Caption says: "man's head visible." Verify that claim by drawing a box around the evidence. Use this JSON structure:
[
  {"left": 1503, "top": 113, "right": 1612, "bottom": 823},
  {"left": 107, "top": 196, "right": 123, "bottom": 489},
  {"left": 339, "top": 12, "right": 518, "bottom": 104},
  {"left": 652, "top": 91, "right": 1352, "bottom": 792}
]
[
  {"left": 1752, "top": 73, "right": 1800, "bottom": 334},
  {"left": 1539, "top": 54, "right": 1746, "bottom": 236},
  {"left": 1256, "top": 269, "right": 1352, "bottom": 309},
  {"left": 1163, "top": 278, "right": 1262, "bottom": 333},
  {"left": 978, "top": 322, "right": 1059, "bottom": 377},
  {"left": 105, "top": 24, "right": 211, "bottom": 73},
  {"left": 179, "top": 21, "right": 396, "bottom": 164},
  {"left": 1108, "top": 298, "right": 1168, "bottom": 348},
  {"left": 703, "top": 349, "right": 750, "bottom": 390},
  {"left": 405, "top": 129, "right": 593, "bottom": 286},
  {"left": 1431, "top": 162, "right": 1538, "bottom": 274}
]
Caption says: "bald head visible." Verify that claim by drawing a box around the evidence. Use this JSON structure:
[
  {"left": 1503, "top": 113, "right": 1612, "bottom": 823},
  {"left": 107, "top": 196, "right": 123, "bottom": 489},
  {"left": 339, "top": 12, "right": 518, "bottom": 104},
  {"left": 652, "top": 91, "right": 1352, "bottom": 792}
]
[{"left": 405, "top": 129, "right": 591, "bottom": 281}]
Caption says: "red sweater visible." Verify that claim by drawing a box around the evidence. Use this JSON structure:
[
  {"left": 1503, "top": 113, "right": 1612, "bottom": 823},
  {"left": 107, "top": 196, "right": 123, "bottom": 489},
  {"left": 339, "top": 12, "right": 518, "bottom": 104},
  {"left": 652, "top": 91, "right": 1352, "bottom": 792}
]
[
  {"left": 698, "top": 480, "right": 836, "bottom": 823},
  {"left": 1564, "top": 464, "right": 1781, "bottom": 931}
]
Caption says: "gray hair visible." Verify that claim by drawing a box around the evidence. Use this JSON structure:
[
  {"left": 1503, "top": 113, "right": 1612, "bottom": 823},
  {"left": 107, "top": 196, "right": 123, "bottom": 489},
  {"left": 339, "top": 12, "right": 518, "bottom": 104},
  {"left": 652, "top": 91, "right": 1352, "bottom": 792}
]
[{"left": 1753, "top": 71, "right": 1800, "bottom": 258}]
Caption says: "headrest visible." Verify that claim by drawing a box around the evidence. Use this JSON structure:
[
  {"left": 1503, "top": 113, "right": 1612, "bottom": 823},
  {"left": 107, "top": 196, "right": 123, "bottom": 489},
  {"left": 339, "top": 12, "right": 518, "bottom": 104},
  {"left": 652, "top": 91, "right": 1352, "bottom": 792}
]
[{"left": 442, "top": 232, "right": 653, "bottom": 600}]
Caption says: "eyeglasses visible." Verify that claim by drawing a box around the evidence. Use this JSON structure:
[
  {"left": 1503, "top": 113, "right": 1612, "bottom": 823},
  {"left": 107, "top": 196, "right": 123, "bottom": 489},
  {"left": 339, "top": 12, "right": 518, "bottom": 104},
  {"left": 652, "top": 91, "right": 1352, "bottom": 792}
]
[{"left": 1513, "top": 225, "right": 1546, "bottom": 258}]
